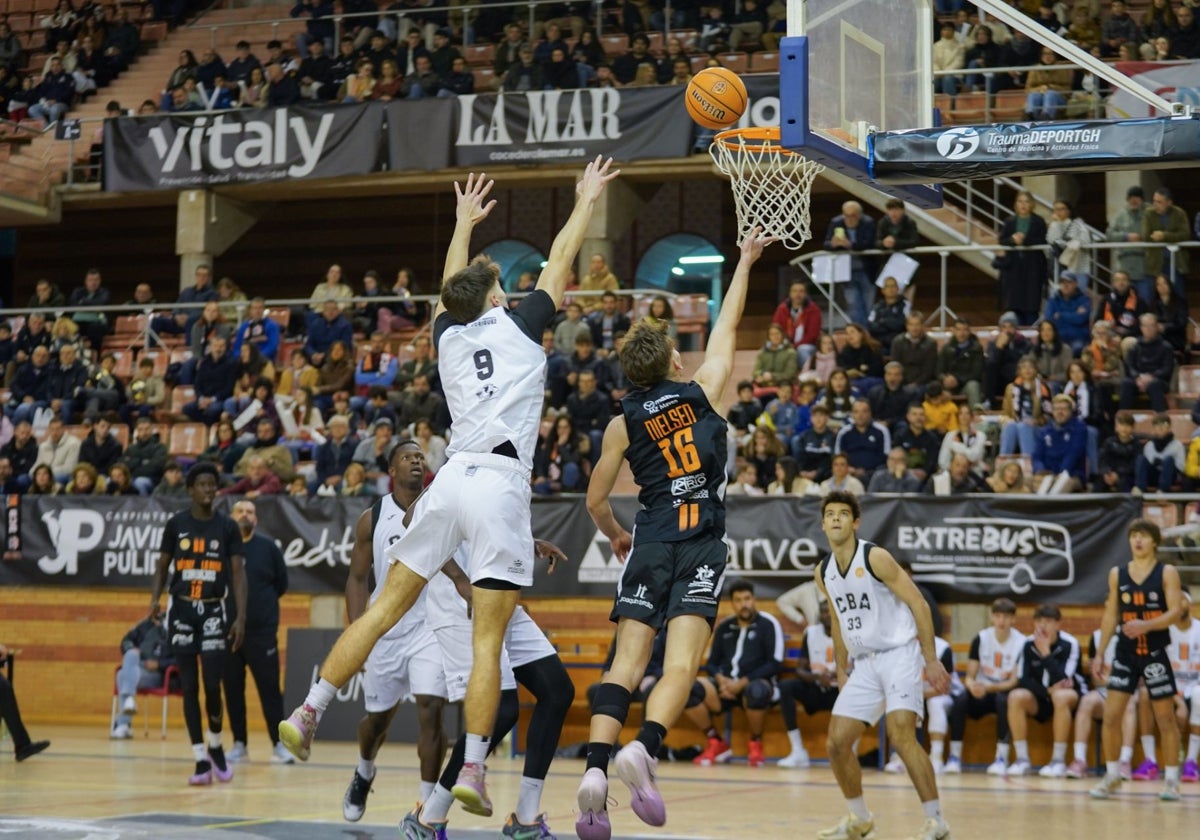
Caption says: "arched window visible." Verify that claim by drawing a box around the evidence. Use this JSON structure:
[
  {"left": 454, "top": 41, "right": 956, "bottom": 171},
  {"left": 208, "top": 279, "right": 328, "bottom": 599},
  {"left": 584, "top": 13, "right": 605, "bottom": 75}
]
[
  {"left": 634, "top": 233, "right": 723, "bottom": 296},
  {"left": 479, "top": 239, "right": 548, "bottom": 291}
]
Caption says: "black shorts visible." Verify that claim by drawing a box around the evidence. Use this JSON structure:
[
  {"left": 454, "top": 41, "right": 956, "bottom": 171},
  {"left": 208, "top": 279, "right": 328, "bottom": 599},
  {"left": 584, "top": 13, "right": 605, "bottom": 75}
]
[
  {"left": 785, "top": 679, "right": 839, "bottom": 715},
  {"left": 1108, "top": 648, "right": 1177, "bottom": 700},
  {"left": 609, "top": 528, "right": 727, "bottom": 630},
  {"left": 167, "top": 597, "right": 228, "bottom": 657}
]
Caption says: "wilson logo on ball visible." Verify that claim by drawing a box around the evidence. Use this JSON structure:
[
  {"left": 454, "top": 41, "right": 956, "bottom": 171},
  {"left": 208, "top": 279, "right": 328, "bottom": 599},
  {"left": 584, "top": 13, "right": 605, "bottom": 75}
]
[{"left": 712, "top": 81, "right": 728, "bottom": 94}]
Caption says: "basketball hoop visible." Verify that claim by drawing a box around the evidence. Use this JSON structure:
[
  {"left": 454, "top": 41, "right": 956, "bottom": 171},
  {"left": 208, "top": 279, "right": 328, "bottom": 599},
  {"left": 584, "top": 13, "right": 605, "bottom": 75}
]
[{"left": 709, "top": 127, "right": 824, "bottom": 251}]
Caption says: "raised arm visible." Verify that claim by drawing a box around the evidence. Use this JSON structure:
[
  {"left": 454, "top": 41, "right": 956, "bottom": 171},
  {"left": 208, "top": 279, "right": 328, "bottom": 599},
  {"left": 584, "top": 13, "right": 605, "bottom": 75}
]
[
  {"left": 435, "top": 171, "right": 498, "bottom": 321},
  {"left": 694, "top": 228, "right": 776, "bottom": 411},
  {"left": 536, "top": 156, "right": 620, "bottom": 309}
]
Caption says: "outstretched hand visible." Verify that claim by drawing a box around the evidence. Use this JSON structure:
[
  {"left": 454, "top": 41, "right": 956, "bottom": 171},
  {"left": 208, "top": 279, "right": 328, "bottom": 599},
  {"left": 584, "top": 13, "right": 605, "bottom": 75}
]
[
  {"left": 576, "top": 155, "right": 621, "bottom": 203},
  {"left": 739, "top": 226, "right": 778, "bottom": 263},
  {"left": 534, "top": 539, "right": 569, "bottom": 574},
  {"left": 454, "top": 171, "right": 497, "bottom": 225}
]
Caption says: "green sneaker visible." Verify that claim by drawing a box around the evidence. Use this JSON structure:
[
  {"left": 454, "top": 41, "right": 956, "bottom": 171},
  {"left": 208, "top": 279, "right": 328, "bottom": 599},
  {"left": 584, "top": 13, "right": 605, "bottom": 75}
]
[{"left": 499, "top": 812, "right": 555, "bottom": 839}]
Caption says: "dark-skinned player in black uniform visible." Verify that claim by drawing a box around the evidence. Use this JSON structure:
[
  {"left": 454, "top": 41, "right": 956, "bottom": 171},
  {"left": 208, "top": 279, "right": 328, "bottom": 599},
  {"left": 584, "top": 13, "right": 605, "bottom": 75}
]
[
  {"left": 575, "top": 228, "right": 776, "bottom": 840},
  {"left": 1090, "top": 518, "right": 1185, "bottom": 802},
  {"left": 150, "top": 462, "right": 248, "bottom": 786}
]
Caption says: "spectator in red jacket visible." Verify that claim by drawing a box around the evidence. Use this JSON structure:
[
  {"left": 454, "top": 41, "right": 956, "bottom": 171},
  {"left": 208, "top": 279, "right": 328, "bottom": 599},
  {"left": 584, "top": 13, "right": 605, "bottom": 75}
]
[
  {"left": 772, "top": 281, "right": 822, "bottom": 367},
  {"left": 218, "top": 456, "right": 283, "bottom": 498}
]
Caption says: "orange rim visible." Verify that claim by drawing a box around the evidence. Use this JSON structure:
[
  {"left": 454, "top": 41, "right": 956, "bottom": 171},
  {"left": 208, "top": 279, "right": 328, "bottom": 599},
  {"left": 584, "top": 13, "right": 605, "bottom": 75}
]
[{"left": 713, "top": 126, "right": 798, "bottom": 155}]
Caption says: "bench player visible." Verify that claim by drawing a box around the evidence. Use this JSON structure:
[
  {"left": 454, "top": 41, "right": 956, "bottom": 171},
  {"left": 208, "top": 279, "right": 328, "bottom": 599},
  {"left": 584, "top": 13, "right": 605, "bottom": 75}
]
[
  {"left": 281, "top": 158, "right": 618, "bottom": 813},
  {"left": 950, "top": 598, "right": 1024, "bottom": 776},
  {"left": 576, "top": 229, "right": 776, "bottom": 838}
]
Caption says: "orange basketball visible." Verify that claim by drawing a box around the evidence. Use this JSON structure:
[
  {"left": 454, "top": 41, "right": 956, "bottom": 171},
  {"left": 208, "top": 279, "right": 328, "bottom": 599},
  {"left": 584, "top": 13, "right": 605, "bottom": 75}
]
[{"left": 685, "top": 67, "right": 748, "bottom": 130}]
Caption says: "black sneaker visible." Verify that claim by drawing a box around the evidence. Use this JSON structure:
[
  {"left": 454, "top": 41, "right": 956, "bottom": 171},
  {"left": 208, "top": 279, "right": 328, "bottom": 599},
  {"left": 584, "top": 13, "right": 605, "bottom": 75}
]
[
  {"left": 342, "top": 770, "right": 374, "bottom": 822},
  {"left": 15, "top": 740, "right": 49, "bottom": 762}
]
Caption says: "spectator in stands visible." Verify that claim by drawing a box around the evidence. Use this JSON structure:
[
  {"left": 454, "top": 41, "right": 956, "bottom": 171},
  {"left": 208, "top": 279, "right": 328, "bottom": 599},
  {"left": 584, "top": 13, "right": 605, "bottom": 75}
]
[
  {"left": 742, "top": 427, "right": 784, "bottom": 492},
  {"left": 726, "top": 461, "right": 763, "bottom": 496},
  {"left": 752, "top": 324, "right": 797, "bottom": 396},
  {"left": 867, "top": 361, "right": 910, "bottom": 431},
  {"left": 819, "top": 452, "right": 865, "bottom": 496},
  {"left": 1043, "top": 271, "right": 1091, "bottom": 355},
  {"left": 1106, "top": 185, "right": 1146, "bottom": 282},
  {"left": 78, "top": 415, "right": 123, "bottom": 480},
  {"left": 983, "top": 311, "right": 1031, "bottom": 408},
  {"left": 312, "top": 340, "right": 354, "bottom": 414},
  {"left": 226, "top": 40, "right": 261, "bottom": 85},
  {"left": 440, "top": 55, "right": 474, "bottom": 96},
  {"left": 1032, "top": 394, "right": 1087, "bottom": 492},
  {"left": 579, "top": 253, "right": 620, "bottom": 310},
  {"left": 1061, "top": 360, "right": 1102, "bottom": 457},
  {"left": 1097, "top": 411, "right": 1138, "bottom": 493},
  {"left": 400, "top": 54, "right": 442, "bottom": 98},
  {"left": 996, "top": 191, "right": 1049, "bottom": 326},
  {"left": 726, "top": 0, "right": 766, "bottom": 49},
  {"left": 230, "top": 417, "right": 291, "bottom": 480},
  {"left": 698, "top": 4, "right": 733, "bottom": 53},
  {"left": 36, "top": 418, "right": 80, "bottom": 485},
  {"left": 314, "top": 414, "right": 356, "bottom": 491},
  {"left": 296, "top": 39, "right": 333, "bottom": 100},
  {"left": 1030, "top": 320, "right": 1073, "bottom": 393},
  {"left": 405, "top": 418, "right": 442, "bottom": 476},
  {"left": 933, "top": 22, "right": 966, "bottom": 97},
  {"left": 394, "top": 29, "right": 428, "bottom": 76},
  {"left": 1134, "top": 412, "right": 1184, "bottom": 492},
  {"left": 399, "top": 373, "right": 444, "bottom": 434},
  {"left": 768, "top": 455, "right": 816, "bottom": 495},
  {"left": 1171, "top": 5, "right": 1200, "bottom": 58},
  {"left": 428, "top": 27, "right": 460, "bottom": 76},
  {"left": 894, "top": 402, "right": 942, "bottom": 480},
  {"left": 379, "top": 267, "right": 420, "bottom": 333},
  {"left": 47, "top": 345, "right": 87, "bottom": 424},
  {"left": 12, "top": 312, "right": 52, "bottom": 378},
  {"left": 182, "top": 301, "right": 234, "bottom": 382},
  {"left": 1006, "top": 604, "right": 1081, "bottom": 777},
  {"left": 232, "top": 299, "right": 281, "bottom": 364},
  {"left": 492, "top": 23, "right": 526, "bottom": 77},
  {"left": 106, "top": 463, "right": 137, "bottom": 496},
  {"left": 0, "top": 324, "right": 13, "bottom": 387},
  {"left": 27, "top": 463, "right": 58, "bottom": 495},
  {"left": 501, "top": 44, "right": 545, "bottom": 91},
  {"left": 773, "top": 281, "right": 821, "bottom": 367},
  {"left": 198, "top": 419, "right": 245, "bottom": 476},
  {"left": 121, "top": 416, "right": 168, "bottom": 496},
  {"left": 611, "top": 33, "right": 655, "bottom": 86},
  {"left": 762, "top": 380, "right": 800, "bottom": 449},
  {"left": 644, "top": 295, "right": 677, "bottom": 341},
  {"left": 153, "top": 460, "right": 187, "bottom": 498},
  {"left": 29, "top": 56, "right": 75, "bottom": 125},
  {"left": 1101, "top": 0, "right": 1141, "bottom": 57},
  {"left": 542, "top": 47, "right": 578, "bottom": 91},
  {"left": 240, "top": 66, "right": 269, "bottom": 107},
  {"left": 934, "top": 317, "right": 983, "bottom": 408},
  {"left": 1150, "top": 273, "right": 1189, "bottom": 354},
  {"left": 278, "top": 348, "right": 318, "bottom": 400},
  {"left": 1143, "top": 186, "right": 1190, "bottom": 299},
  {"left": 1000, "top": 356, "right": 1050, "bottom": 457},
  {"left": 795, "top": 403, "right": 835, "bottom": 482},
  {"left": 1120, "top": 312, "right": 1174, "bottom": 411},
  {"left": 819, "top": 366, "right": 856, "bottom": 430},
  {"left": 1095, "top": 270, "right": 1145, "bottom": 352},
  {"left": 834, "top": 399, "right": 890, "bottom": 483},
  {"left": 587, "top": 292, "right": 630, "bottom": 356},
  {"left": 220, "top": 455, "right": 284, "bottom": 498},
  {"left": 938, "top": 403, "right": 986, "bottom": 471},
  {"left": 305, "top": 301, "right": 353, "bottom": 368},
  {"left": 65, "top": 461, "right": 106, "bottom": 494},
  {"left": 689, "top": 581, "right": 783, "bottom": 768},
  {"left": 823, "top": 200, "right": 877, "bottom": 325},
  {"left": 351, "top": 334, "right": 397, "bottom": 410},
  {"left": 876, "top": 198, "right": 920, "bottom": 253},
  {"left": 265, "top": 61, "right": 301, "bottom": 106},
  {"left": 49, "top": 317, "right": 87, "bottom": 365},
  {"left": 573, "top": 30, "right": 607, "bottom": 75},
  {"left": 8, "top": 346, "right": 53, "bottom": 426},
  {"left": 350, "top": 418, "right": 397, "bottom": 493},
  {"left": 837, "top": 323, "right": 883, "bottom": 396},
  {"left": 553, "top": 302, "right": 590, "bottom": 356},
  {"left": 292, "top": 0, "right": 335, "bottom": 56},
  {"left": 67, "top": 268, "right": 111, "bottom": 352},
  {"left": 395, "top": 334, "right": 437, "bottom": 393},
  {"left": 566, "top": 370, "right": 611, "bottom": 456},
  {"left": 890, "top": 311, "right": 938, "bottom": 390},
  {"left": 964, "top": 24, "right": 1004, "bottom": 94},
  {"left": 0, "top": 22, "right": 20, "bottom": 73},
  {"left": 28, "top": 279, "right": 66, "bottom": 310},
  {"left": 360, "top": 385, "right": 398, "bottom": 431},
  {"left": 920, "top": 381, "right": 957, "bottom": 435},
  {"left": 987, "top": 459, "right": 1028, "bottom": 493},
  {"left": 152, "top": 265, "right": 216, "bottom": 340},
  {"left": 532, "top": 415, "right": 589, "bottom": 495},
  {"left": 868, "top": 446, "right": 921, "bottom": 493},
  {"left": 184, "top": 335, "right": 236, "bottom": 424}
]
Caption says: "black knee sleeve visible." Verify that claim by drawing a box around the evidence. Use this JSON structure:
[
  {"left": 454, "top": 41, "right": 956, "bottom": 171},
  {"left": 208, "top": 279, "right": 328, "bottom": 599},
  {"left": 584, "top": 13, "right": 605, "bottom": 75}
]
[
  {"left": 591, "top": 682, "right": 633, "bottom": 725},
  {"left": 686, "top": 679, "right": 707, "bottom": 709},
  {"left": 744, "top": 679, "right": 774, "bottom": 710}
]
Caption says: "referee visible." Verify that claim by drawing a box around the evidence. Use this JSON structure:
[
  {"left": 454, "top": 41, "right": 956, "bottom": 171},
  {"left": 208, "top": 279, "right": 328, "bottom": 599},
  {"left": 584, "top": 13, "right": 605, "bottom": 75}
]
[{"left": 224, "top": 499, "right": 293, "bottom": 764}]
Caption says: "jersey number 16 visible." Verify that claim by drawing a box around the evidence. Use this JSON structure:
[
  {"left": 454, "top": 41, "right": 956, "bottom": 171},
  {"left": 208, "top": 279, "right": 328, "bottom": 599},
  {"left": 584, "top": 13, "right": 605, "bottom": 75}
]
[{"left": 657, "top": 426, "right": 701, "bottom": 477}]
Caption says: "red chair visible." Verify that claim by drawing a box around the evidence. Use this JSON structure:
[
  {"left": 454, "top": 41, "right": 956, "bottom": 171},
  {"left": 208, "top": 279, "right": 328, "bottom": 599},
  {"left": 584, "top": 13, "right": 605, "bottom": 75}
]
[{"left": 110, "top": 664, "right": 181, "bottom": 739}]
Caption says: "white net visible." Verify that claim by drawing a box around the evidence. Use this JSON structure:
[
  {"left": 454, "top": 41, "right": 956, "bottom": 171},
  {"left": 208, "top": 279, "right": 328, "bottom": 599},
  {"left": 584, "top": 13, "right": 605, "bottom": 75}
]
[{"left": 709, "top": 129, "right": 825, "bottom": 251}]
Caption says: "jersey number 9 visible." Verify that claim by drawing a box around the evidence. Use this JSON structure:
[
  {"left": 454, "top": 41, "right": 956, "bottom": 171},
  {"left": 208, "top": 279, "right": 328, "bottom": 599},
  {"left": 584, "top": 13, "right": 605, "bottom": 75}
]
[{"left": 474, "top": 349, "right": 494, "bottom": 380}]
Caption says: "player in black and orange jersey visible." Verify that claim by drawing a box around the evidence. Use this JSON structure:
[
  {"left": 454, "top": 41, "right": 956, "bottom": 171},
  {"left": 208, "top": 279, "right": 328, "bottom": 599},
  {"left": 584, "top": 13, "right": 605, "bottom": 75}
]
[
  {"left": 150, "top": 462, "right": 247, "bottom": 786},
  {"left": 1091, "top": 518, "right": 1185, "bottom": 802},
  {"left": 575, "top": 229, "right": 776, "bottom": 839}
]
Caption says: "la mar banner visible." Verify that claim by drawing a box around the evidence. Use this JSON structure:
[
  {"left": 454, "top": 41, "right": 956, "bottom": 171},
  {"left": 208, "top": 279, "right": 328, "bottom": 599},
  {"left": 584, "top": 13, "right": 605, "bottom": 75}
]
[{"left": 2, "top": 494, "right": 1137, "bottom": 603}]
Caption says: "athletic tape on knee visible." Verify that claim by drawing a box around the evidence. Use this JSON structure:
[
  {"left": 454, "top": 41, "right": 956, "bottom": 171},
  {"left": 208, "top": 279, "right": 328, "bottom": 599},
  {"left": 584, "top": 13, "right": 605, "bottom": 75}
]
[
  {"left": 745, "top": 679, "right": 774, "bottom": 710},
  {"left": 686, "top": 679, "right": 707, "bottom": 708},
  {"left": 592, "top": 683, "right": 633, "bottom": 725}
]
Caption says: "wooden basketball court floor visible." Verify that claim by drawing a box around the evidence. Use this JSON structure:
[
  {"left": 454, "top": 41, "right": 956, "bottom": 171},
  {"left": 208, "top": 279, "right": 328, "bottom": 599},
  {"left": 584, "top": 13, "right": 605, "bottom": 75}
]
[{"left": 1, "top": 726, "right": 1195, "bottom": 839}]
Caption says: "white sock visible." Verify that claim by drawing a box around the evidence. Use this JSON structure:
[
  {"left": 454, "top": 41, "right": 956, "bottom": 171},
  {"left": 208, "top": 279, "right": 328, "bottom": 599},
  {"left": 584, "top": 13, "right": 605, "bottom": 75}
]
[
  {"left": 922, "top": 800, "right": 942, "bottom": 821},
  {"left": 1106, "top": 760, "right": 1120, "bottom": 778},
  {"left": 419, "top": 780, "right": 435, "bottom": 802},
  {"left": 1014, "top": 740, "right": 1030, "bottom": 762},
  {"left": 516, "top": 776, "right": 545, "bottom": 824},
  {"left": 207, "top": 730, "right": 222, "bottom": 749},
  {"left": 1119, "top": 745, "right": 1134, "bottom": 763},
  {"left": 788, "top": 729, "right": 804, "bottom": 753},
  {"left": 1187, "top": 734, "right": 1200, "bottom": 763},
  {"left": 1165, "top": 764, "right": 1180, "bottom": 783},
  {"left": 357, "top": 757, "right": 375, "bottom": 780},
  {"left": 421, "top": 784, "right": 455, "bottom": 823},
  {"left": 847, "top": 796, "right": 870, "bottom": 821},
  {"left": 949, "top": 741, "right": 963, "bottom": 760},
  {"left": 995, "top": 743, "right": 1009, "bottom": 762},
  {"left": 1074, "top": 741, "right": 1088, "bottom": 763},
  {"left": 304, "top": 678, "right": 338, "bottom": 716},
  {"left": 463, "top": 733, "right": 490, "bottom": 765},
  {"left": 1051, "top": 742, "right": 1066, "bottom": 763},
  {"left": 1141, "top": 735, "right": 1157, "bottom": 764},
  {"left": 192, "top": 743, "right": 207, "bottom": 762},
  {"left": 930, "top": 737, "right": 945, "bottom": 761}
]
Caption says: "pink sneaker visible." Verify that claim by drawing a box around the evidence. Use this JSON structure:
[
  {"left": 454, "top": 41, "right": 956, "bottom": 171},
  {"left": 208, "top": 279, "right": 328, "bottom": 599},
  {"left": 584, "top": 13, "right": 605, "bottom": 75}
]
[
  {"left": 188, "top": 760, "right": 213, "bottom": 786},
  {"left": 1065, "top": 759, "right": 1088, "bottom": 779},
  {"left": 614, "top": 741, "right": 666, "bottom": 827},
  {"left": 1181, "top": 759, "right": 1200, "bottom": 782},
  {"left": 1131, "top": 760, "right": 1159, "bottom": 781},
  {"left": 278, "top": 704, "right": 318, "bottom": 762},
  {"left": 1118, "top": 760, "right": 1132, "bottom": 780},
  {"left": 576, "top": 767, "right": 612, "bottom": 840},
  {"left": 209, "top": 746, "right": 233, "bottom": 783},
  {"left": 451, "top": 761, "right": 492, "bottom": 817}
]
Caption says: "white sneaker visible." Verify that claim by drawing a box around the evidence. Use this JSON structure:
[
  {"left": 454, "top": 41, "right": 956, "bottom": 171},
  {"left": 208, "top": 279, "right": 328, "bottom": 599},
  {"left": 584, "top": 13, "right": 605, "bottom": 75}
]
[
  {"left": 884, "top": 755, "right": 906, "bottom": 774},
  {"left": 1090, "top": 774, "right": 1122, "bottom": 799},
  {"left": 778, "top": 748, "right": 810, "bottom": 768},
  {"left": 227, "top": 742, "right": 248, "bottom": 763},
  {"left": 987, "top": 758, "right": 1008, "bottom": 776},
  {"left": 817, "top": 813, "right": 875, "bottom": 840},
  {"left": 121, "top": 697, "right": 137, "bottom": 715},
  {"left": 912, "top": 816, "right": 952, "bottom": 839},
  {"left": 1038, "top": 761, "right": 1066, "bottom": 778},
  {"left": 942, "top": 756, "right": 962, "bottom": 775},
  {"left": 110, "top": 723, "right": 133, "bottom": 739},
  {"left": 271, "top": 741, "right": 296, "bottom": 764},
  {"left": 1007, "top": 759, "right": 1031, "bottom": 777}
]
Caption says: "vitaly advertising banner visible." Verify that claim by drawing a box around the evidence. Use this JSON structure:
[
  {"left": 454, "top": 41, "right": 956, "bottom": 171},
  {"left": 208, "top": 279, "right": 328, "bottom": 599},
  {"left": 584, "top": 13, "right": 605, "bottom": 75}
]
[
  {"left": 3, "top": 494, "right": 1134, "bottom": 603},
  {"left": 103, "top": 102, "right": 387, "bottom": 191}
]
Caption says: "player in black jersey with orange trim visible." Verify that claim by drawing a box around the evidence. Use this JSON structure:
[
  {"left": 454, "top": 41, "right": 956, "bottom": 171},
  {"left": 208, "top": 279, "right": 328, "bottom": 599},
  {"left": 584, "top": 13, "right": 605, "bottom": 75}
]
[
  {"left": 1091, "top": 518, "right": 1184, "bottom": 802},
  {"left": 575, "top": 229, "right": 776, "bottom": 840}
]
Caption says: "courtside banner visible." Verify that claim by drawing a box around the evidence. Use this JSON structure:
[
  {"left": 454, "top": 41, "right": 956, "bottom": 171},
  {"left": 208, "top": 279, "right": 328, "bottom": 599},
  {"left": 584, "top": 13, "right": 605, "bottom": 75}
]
[
  {"left": 4, "top": 494, "right": 1134, "bottom": 601},
  {"left": 103, "top": 102, "right": 386, "bottom": 191},
  {"left": 452, "top": 85, "right": 692, "bottom": 166},
  {"left": 384, "top": 98, "right": 455, "bottom": 171},
  {"left": 869, "top": 117, "right": 1200, "bottom": 183}
]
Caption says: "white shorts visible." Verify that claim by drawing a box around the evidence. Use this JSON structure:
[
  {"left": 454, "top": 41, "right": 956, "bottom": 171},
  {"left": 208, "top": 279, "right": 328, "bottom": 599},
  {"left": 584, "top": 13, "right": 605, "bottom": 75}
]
[
  {"left": 832, "top": 639, "right": 926, "bottom": 725},
  {"left": 387, "top": 452, "right": 535, "bottom": 588},
  {"left": 434, "top": 607, "right": 556, "bottom": 703},
  {"left": 363, "top": 625, "right": 448, "bottom": 713}
]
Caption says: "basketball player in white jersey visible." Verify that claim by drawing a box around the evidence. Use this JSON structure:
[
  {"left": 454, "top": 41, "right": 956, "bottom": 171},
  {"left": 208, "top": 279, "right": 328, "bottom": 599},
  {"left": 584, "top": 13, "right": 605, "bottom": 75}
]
[
  {"left": 815, "top": 490, "right": 951, "bottom": 840},
  {"left": 342, "top": 441, "right": 450, "bottom": 823},
  {"left": 281, "top": 159, "right": 620, "bottom": 812},
  {"left": 1166, "top": 592, "right": 1200, "bottom": 781}
]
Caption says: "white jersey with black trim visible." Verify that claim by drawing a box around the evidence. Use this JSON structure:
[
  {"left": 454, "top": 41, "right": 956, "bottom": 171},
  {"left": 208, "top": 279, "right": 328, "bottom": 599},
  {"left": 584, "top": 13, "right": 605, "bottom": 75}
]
[
  {"left": 805, "top": 622, "right": 835, "bottom": 675},
  {"left": 371, "top": 493, "right": 427, "bottom": 641},
  {"left": 437, "top": 304, "right": 547, "bottom": 470},
  {"left": 970, "top": 626, "right": 1026, "bottom": 686},
  {"left": 1168, "top": 620, "right": 1200, "bottom": 696},
  {"left": 821, "top": 539, "right": 917, "bottom": 658}
]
